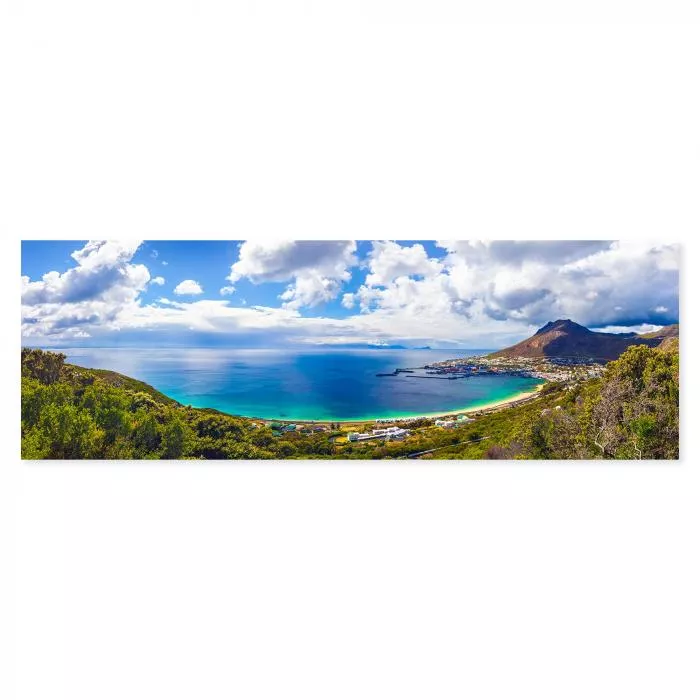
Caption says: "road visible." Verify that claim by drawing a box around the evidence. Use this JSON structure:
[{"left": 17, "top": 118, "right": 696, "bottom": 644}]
[{"left": 398, "top": 435, "right": 491, "bottom": 459}]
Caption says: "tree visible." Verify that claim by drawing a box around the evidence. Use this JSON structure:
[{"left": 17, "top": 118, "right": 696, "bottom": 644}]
[
  {"left": 162, "top": 416, "right": 191, "bottom": 459},
  {"left": 133, "top": 412, "right": 162, "bottom": 457},
  {"left": 21, "top": 348, "right": 66, "bottom": 384},
  {"left": 81, "top": 384, "right": 131, "bottom": 443},
  {"left": 572, "top": 345, "right": 678, "bottom": 459},
  {"left": 37, "top": 403, "right": 104, "bottom": 459}
]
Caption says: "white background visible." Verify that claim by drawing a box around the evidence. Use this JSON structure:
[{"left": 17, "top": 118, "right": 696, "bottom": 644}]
[{"left": 1, "top": 3, "right": 699, "bottom": 699}]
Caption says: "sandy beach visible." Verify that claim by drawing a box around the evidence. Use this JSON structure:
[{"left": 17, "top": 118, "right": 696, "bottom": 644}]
[
  {"left": 254, "top": 382, "right": 546, "bottom": 426},
  {"left": 418, "top": 383, "right": 545, "bottom": 419}
]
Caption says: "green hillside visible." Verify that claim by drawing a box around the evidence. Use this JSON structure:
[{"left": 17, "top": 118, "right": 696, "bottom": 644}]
[{"left": 21, "top": 345, "right": 679, "bottom": 460}]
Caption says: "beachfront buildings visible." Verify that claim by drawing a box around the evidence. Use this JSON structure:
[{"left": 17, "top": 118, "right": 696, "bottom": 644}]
[
  {"left": 435, "top": 419, "right": 457, "bottom": 428},
  {"left": 435, "top": 415, "right": 475, "bottom": 429},
  {"left": 348, "top": 426, "right": 410, "bottom": 442}
]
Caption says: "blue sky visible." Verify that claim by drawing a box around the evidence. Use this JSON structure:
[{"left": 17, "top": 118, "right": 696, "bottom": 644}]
[
  {"left": 21, "top": 240, "right": 680, "bottom": 349},
  {"left": 23, "top": 239, "right": 440, "bottom": 320}
]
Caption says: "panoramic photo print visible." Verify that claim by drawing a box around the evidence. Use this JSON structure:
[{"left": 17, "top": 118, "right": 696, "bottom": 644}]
[{"left": 21, "top": 240, "right": 680, "bottom": 460}]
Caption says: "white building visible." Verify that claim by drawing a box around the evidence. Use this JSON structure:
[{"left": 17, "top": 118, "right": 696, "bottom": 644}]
[
  {"left": 435, "top": 419, "right": 457, "bottom": 428},
  {"left": 349, "top": 426, "right": 410, "bottom": 441},
  {"left": 372, "top": 426, "right": 404, "bottom": 437}
]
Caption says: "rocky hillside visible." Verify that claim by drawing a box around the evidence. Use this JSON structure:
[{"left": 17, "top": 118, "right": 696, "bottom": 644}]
[{"left": 489, "top": 319, "right": 678, "bottom": 361}]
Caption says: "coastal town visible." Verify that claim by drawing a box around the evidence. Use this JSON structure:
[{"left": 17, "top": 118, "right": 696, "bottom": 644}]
[
  {"left": 256, "top": 412, "right": 477, "bottom": 446},
  {"left": 425, "top": 354, "right": 606, "bottom": 383}
]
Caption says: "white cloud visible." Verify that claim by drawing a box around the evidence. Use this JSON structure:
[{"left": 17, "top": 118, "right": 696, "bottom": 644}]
[
  {"left": 439, "top": 240, "right": 614, "bottom": 267},
  {"left": 150, "top": 276, "right": 165, "bottom": 286},
  {"left": 365, "top": 241, "right": 443, "bottom": 287},
  {"left": 592, "top": 323, "right": 662, "bottom": 335},
  {"left": 21, "top": 239, "right": 680, "bottom": 349},
  {"left": 21, "top": 240, "right": 150, "bottom": 339},
  {"left": 228, "top": 240, "right": 357, "bottom": 309},
  {"left": 279, "top": 273, "right": 344, "bottom": 309},
  {"left": 341, "top": 240, "right": 446, "bottom": 313},
  {"left": 173, "top": 280, "right": 203, "bottom": 296},
  {"left": 331, "top": 240, "right": 680, "bottom": 347},
  {"left": 434, "top": 239, "right": 680, "bottom": 328},
  {"left": 228, "top": 240, "right": 356, "bottom": 283},
  {"left": 22, "top": 240, "right": 147, "bottom": 306},
  {"left": 220, "top": 286, "right": 236, "bottom": 296}
]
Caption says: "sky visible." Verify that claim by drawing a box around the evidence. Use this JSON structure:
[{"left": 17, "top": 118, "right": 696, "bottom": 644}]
[{"left": 21, "top": 240, "right": 680, "bottom": 349}]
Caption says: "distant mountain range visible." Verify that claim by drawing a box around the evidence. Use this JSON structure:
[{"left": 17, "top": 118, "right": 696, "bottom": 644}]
[
  {"left": 489, "top": 319, "right": 679, "bottom": 361},
  {"left": 314, "top": 343, "right": 433, "bottom": 350}
]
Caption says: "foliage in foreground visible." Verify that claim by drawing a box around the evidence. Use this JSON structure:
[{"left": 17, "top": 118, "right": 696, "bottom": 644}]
[
  {"left": 21, "top": 344, "right": 678, "bottom": 460},
  {"left": 430, "top": 343, "right": 679, "bottom": 460}
]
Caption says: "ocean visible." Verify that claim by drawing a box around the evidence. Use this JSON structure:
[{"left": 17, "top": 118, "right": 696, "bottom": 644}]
[{"left": 58, "top": 347, "right": 544, "bottom": 422}]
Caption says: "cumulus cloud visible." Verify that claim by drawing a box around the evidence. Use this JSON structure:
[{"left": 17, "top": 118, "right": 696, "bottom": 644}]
[
  {"left": 150, "top": 276, "right": 165, "bottom": 286},
  {"left": 333, "top": 240, "right": 680, "bottom": 346},
  {"left": 435, "top": 239, "right": 680, "bottom": 328},
  {"left": 341, "top": 240, "right": 444, "bottom": 310},
  {"left": 21, "top": 240, "right": 150, "bottom": 339},
  {"left": 21, "top": 239, "right": 680, "bottom": 348},
  {"left": 228, "top": 240, "right": 357, "bottom": 309},
  {"left": 22, "top": 240, "right": 147, "bottom": 306},
  {"left": 228, "top": 240, "right": 356, "bottom": 283},
  {"left": 278, "top": 273, "right": 343, "bottom": 309},
  {"left": 173, "top": 280, "right": 203, "bottom": 295},
  {"left": 364, "top": 241, "right": 443, "bottom": 287}
]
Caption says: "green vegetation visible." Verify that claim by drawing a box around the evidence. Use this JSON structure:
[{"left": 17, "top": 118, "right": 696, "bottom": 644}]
[
  {"left": 427, "top": 343, "right": 679, "bottom": 460},
  {"left": 21, "top": 344, "right": 678, "bottom": 460}
]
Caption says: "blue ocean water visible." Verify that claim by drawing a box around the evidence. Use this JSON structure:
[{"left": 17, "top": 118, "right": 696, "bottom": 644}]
[{"left": 58, "top": 348, "right": 543, "bottom": 422}]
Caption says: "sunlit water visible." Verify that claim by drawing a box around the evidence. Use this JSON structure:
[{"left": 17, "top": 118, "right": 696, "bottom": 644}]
[{"left": 58, "top": 347, "right": 543, "bottom": 422}]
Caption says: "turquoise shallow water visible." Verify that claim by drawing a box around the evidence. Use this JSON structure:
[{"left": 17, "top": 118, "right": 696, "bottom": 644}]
[{"left": 59, "top": 348, "right": 544, "bottom": 422}]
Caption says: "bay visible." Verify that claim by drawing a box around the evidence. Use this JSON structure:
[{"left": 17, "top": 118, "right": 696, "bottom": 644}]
[{"left": 59, "top": 347, "right": 544, "bottom": 422}]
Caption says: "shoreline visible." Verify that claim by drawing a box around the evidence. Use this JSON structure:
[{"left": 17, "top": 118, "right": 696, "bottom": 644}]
[
  {"left": 65, "top": 358, "right": 546, "bottom": 427},
  {"left": 244, "top": 383, "right": 546, "bottom": 426}
]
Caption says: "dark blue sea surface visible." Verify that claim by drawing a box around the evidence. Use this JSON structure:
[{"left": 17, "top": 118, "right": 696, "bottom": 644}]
[{"left": 59, "top": 348, "right": 543, "bottom": 421}]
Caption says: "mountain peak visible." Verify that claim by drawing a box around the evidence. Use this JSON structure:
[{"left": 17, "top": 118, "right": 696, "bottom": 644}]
[
  {"left": 534, "top": 319, "right": 588, "bottom": 335},
  {"left": 490, "top": 319, "right": 677, "bottom": 361}
]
